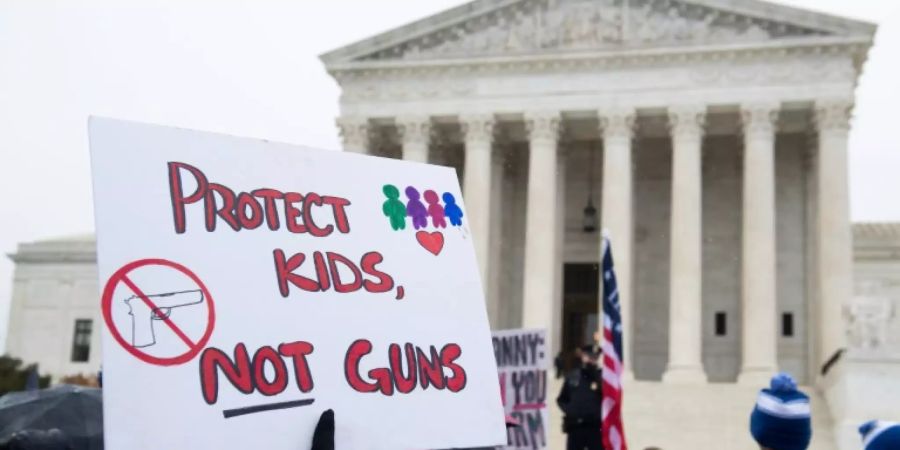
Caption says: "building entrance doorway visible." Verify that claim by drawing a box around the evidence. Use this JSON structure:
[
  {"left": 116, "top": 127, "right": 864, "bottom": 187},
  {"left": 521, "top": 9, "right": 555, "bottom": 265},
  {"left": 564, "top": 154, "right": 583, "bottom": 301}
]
[{"left": 561, "top": 263, "right": 600, "bottom": 371}]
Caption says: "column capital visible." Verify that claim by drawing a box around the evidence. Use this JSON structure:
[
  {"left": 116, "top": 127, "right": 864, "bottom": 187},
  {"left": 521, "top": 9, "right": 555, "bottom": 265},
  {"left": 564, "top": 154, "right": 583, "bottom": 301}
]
[
  {"left": 525, "top": 111, "right": 561, "bottom": 143},
  {"left": 336, "top": 116, "right": 371, "bottom": 152},
  {"left": 599, "top": 108, "right": 636, "bottom": 141},
  {"left": 814, "top": 99, "right": 854, "bottom": 133},
  {"left": 460, "top": 114, "right": 497, "bottom": 145},
  {"left": 667, "top": 105, "right": 707, "bottom": 140},
  {"left": 397, "top": 116, "right": 433, "bottom": 146},
  {"left": 741, "top": 102, "right": 780, "bottom": 139}
]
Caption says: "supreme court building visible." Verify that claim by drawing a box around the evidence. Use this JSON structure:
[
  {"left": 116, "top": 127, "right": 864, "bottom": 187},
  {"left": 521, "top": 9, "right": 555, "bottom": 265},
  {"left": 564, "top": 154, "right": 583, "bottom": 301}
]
[
  {"left": 319, "top": 0, "right": 877, "bottom": 447},
  {"left": 4, "top": 1, "right": 889, "bottom": 449}
]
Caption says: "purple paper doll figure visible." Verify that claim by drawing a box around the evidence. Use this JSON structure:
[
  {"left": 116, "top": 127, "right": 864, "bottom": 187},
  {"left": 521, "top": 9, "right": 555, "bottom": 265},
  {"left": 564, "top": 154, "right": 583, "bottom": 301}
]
[
  {"left": 423, "top": 190, "right": 447, "bottom": 228},
  {"left": 443, "top": 192, "right": 464, "bottom": 226},
  {"left": 405, "top": 186, "right": 428, "bottom": 229}
]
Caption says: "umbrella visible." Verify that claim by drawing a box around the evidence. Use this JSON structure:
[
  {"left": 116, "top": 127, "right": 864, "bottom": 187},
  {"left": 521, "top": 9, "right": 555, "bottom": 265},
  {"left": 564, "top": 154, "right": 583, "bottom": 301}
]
[{"left": 0, "top": 385, "right": 102, "bottom": 450}]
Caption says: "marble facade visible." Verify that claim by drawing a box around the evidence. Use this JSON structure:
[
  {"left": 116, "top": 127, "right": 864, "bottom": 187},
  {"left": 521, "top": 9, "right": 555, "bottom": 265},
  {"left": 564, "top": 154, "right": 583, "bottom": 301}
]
[{"left": 319, "top": 0, "right": 876, "bottom": 447}]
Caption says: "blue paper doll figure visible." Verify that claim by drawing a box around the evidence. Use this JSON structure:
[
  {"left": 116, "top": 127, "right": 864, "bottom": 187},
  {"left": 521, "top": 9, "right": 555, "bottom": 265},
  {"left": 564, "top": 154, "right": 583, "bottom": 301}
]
[
  {"left": 405, "top": 186, "right": 428, "bottom": 230},
  {"left": 442, "top": 192, "right": 464, "bottom": 226},
  {"left": 382, "top": 184, "right": 406, "bottom": 230},
  {"left": 424, "top": 190, "right": 447, "bottom": 228}
]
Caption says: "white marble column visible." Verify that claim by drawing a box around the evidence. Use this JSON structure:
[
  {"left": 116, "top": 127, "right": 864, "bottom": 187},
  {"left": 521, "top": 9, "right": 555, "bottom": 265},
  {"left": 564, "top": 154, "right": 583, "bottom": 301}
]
[
  {"left": 488, "top": 146, "right": 506, "bottom": 329},
  {"left": 522, "top": 111, "right": 561, "bottom": 350},
  {"left": 738, "top": 102, "right": 780, "bottom": 385},
  {"left": 553, "top": 144, "right": 567, "bottom": 356},
  {"left": 398, "top": 116, "right": 432, "bottom": 162},
  {"left": 461, "top": 114, "right": 496, "bottom": 319},
  {"left": 336, "top": 116, "right": 371, "bottom": 154},
  {"left": 600, "top": 109, "right": 635, "bottom": 379},
  {"left": 814, "top": 100, "right": 853, "bottom": 375},
  {"left": 663, "top": 105, "right": 708, "bottom": 384}
]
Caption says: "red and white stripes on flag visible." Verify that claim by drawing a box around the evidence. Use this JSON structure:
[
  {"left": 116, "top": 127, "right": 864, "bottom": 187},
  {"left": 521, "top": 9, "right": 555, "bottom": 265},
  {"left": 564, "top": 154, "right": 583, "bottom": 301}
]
[{"left": 601, "top": 235, "right": 627, "bottom": 450}]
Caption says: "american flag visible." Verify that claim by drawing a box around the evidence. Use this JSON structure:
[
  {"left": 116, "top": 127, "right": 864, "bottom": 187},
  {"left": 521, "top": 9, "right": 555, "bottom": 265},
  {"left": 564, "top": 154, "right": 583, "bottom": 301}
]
[{"left": 601, "top": 235, "right": 627, "bottom": 450}]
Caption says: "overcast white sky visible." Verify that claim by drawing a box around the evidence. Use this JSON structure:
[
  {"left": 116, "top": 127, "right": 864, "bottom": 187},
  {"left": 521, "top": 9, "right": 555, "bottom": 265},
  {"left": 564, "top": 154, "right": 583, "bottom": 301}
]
[{"left": 0, "top": 0, "right": 897, "bottom": 354}]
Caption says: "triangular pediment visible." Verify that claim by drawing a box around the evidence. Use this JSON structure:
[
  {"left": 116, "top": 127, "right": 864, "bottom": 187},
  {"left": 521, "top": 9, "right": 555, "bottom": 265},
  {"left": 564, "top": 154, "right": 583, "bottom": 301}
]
[{"left": 321, "top": 0, "right": 875, "bottom": 65}]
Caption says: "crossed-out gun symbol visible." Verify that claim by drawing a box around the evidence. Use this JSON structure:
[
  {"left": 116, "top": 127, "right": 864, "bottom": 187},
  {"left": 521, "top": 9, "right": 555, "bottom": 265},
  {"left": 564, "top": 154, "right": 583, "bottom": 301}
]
[{"left": 125, "top": 290, "right": 204, "bottom": 348}]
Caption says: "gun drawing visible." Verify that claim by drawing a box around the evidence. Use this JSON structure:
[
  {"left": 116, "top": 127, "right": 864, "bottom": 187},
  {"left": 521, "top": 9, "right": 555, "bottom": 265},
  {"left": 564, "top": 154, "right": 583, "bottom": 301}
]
[{"left": 124, "top": 289, "right": 204, "bottom": 348}]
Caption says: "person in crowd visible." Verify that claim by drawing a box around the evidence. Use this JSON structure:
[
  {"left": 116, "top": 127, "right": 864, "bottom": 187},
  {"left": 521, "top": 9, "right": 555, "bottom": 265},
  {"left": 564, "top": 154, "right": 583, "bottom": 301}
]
[
  {"left": 589, "top": 331, "right": 601, "bottom": 356},
  {"left": 557, "top": 345, "right": 603, "bottom": 450},
  {"left": 554, "top": 351, "right": 565, "bottom": 379},
  {"left": 749, "top": 372, "right": 811, "bottom": 450},
  {"left": 859, "top": 420, "right": 900, "bottom": 450}
]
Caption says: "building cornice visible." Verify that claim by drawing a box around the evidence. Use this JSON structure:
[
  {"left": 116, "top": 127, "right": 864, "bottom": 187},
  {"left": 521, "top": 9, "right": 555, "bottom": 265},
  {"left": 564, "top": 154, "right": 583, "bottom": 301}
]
[
  {"left": 8, "top": 237, "right": 97, "bottom": 264},
  {"left": 319, "top": 0, "right": 876, "bottom": 66},
  {"left": 854, "top": 223, "right": 900, "bottom": 262},
  {"left": 854, "top": 222, "right": 900, "bottom": 239},
  {"left": 326, "top": 35, "right": 871, "bottom": 82},
  {"left": 9, "top": 251, "right": 97, "bottom": 264}
]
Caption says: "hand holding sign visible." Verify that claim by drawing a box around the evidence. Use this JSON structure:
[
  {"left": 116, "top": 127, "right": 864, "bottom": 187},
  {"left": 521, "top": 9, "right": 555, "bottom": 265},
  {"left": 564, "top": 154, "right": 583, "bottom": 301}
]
[{"left": 310, "top": 409, "right": 335, "bottom": 450}]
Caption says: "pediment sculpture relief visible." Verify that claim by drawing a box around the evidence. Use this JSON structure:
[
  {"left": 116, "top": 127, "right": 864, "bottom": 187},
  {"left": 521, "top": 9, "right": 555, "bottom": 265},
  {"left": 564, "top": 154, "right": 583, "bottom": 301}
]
[{"left": 361, "top": 0, "right": 827, "bottom": 61}]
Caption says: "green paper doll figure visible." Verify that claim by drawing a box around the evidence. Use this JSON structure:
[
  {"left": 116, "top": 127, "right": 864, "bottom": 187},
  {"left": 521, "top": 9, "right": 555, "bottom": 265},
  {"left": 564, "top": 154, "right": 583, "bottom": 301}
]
[{"left": 382, "top": 184, "right": 407, "bottom": 230}]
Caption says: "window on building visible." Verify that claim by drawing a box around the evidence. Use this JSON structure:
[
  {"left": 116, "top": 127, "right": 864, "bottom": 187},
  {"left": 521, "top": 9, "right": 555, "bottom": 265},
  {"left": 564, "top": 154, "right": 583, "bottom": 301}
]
[
  {"left": 714, "top": 312, "right": 727, "bottom": 336},
  {"left": 782, "top": 313, "right": 794, "bottom": 337},
  {"left": 71, "top": 319, "right": 92, "bottom": 362}
]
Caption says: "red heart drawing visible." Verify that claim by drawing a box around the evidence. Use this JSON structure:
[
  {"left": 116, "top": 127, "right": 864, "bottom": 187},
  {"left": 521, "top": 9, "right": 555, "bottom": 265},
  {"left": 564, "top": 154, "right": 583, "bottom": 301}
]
[{"left": 415, "top": 231, "right": 444, "bottom": 256}]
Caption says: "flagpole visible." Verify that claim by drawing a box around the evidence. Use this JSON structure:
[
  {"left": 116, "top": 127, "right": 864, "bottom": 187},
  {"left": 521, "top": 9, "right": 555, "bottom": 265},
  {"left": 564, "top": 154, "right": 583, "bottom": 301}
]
[
  {"left": 600, "top": 228, "right": 609, "bottom": 339},
  {"left": 599, "top": 229, "right": 628, "bottom": 450},
  {"left": 601, "top": 228, "right": 610, "bottom": 259}
]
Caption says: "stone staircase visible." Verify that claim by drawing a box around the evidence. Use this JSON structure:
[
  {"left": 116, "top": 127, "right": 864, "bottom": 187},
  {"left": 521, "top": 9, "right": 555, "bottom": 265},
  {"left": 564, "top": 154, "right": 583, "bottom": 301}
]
[{"left": 546, "top": 378, "right": 836, "bottom": 450}]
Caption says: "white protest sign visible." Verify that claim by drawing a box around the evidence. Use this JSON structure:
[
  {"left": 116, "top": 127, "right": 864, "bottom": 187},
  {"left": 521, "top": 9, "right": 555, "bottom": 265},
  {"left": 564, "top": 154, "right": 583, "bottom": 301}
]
[
  {"left": 492, "top": 329, "right": 549, "bottom": 449},
  {"left": 89, "top": 118, "right": 506, "bottom": 450}
]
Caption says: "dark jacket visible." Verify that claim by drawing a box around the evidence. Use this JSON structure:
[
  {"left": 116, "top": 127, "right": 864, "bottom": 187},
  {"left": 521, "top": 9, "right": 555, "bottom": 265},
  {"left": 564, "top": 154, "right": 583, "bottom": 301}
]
[{"left": 556, "top": 364, "right": 602, "bottom": 430}]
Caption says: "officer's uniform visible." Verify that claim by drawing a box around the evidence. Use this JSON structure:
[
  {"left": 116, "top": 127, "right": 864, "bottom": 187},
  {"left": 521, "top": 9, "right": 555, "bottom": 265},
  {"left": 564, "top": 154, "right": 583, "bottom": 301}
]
[{"left": 556, "top": 362, "right": 604, "bottom": 450}]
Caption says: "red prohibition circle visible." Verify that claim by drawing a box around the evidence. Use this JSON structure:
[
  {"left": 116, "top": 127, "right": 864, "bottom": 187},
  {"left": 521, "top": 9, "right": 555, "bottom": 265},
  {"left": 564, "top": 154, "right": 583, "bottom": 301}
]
[{"left": 101, "top": 258, "right": 215, "bottom": 366}]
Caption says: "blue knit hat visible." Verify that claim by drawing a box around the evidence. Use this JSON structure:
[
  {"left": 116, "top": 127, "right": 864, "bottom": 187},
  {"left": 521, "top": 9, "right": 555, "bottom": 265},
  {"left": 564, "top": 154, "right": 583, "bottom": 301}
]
[
  {"left": 860, "top": 420, "right": 900, "bottom": 450},
  {"left": 749, "top": 373, "right": 812, "bottom": 450}
]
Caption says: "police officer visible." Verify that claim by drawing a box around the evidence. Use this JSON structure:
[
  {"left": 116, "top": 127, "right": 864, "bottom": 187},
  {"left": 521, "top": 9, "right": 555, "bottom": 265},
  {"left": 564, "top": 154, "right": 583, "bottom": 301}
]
[{"left": 556, "top": 346, "right": 603, "bottom": 450}]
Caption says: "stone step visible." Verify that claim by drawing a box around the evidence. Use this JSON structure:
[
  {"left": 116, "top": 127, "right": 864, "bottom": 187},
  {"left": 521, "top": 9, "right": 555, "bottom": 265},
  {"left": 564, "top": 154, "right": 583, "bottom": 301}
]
[{"left": 547, "top": 378, "right": 835, "bottom": 450}]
